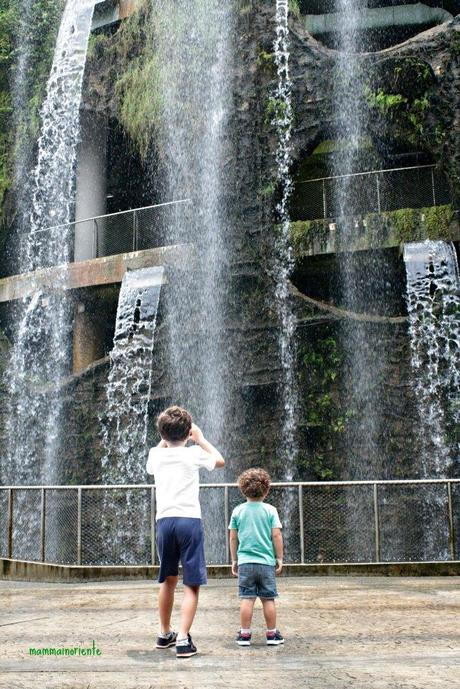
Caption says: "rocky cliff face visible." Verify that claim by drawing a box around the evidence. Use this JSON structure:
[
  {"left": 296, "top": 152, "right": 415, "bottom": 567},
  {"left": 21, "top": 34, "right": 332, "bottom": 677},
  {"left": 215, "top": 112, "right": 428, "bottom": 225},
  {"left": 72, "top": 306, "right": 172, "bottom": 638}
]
[{"left": 2, "top": 2, "right": 458, "bottom": 484}]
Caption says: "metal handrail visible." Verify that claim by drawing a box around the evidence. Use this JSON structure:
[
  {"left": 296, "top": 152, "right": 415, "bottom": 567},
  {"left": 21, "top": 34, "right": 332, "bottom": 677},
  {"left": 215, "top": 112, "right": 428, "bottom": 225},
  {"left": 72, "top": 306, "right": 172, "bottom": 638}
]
[
  {"left": 296, "top": 164, "right": 437, "bottom": 185},
  {"left": 28, "top": 198, "right": 192, "bottom": 236},
  {"left": 3, "top": 478, "right": 459, "bottom": 489}
]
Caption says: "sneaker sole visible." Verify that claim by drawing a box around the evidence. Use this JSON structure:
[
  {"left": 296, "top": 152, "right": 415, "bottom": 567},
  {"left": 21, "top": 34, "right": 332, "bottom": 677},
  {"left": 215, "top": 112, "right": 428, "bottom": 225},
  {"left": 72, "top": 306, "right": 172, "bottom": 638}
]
[
  {"left": 266, "top": 639, "right": 284, "bottom": 645},
  {"left": 176, "top": 650, "right": 198, "bottom": 658},
  {"left": 237, "top": 640, "right": 251, "bottom": 646},
  {"left": 156, "top": 641, "right": 177, "bottom": 649}
]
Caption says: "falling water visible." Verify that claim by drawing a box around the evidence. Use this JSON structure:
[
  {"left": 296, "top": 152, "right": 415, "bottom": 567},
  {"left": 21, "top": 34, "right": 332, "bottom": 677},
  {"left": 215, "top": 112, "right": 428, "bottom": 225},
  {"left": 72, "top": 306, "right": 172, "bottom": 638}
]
[
  {"left": 150, "top": 0, "right": 234, "bottom": 448},
  {"left": 273, "top": 0, "right": 298, "bottom": 474},
  {"left": 403, "top": 240, "right": 460, "bottom": 559},
  {"left": 4, "top": 0, "right": 96, "bottom": 485},
  {"left": 101, "top": 267, "right": 164, "bottom": 482},
  {"left": 145, "top": 0, "right": 235, "bottom": 563},
  {"left": 404, "top": 241, "right": 460, "bottom": 473}
]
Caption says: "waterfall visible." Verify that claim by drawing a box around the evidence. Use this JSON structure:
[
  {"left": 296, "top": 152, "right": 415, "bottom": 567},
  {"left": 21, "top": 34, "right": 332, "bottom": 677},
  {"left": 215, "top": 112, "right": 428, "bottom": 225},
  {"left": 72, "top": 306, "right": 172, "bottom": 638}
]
[
  {"left": 150, "top": 0, "right": 234, "bottom": 449},
  {"left": 404, "top": 241, "right": 460, "bottom": 473},
  {"left": 96, "top": 267, "right": 164, "bottom": 565},
  {"left": 4, "top": 0, "right": 96, "bottom": 485},
  {"left": 101, "top": 267, "right": 164, "bottom": 482},
  {"left": 273, "top": 0, "right": 298, "bottom": 474}
]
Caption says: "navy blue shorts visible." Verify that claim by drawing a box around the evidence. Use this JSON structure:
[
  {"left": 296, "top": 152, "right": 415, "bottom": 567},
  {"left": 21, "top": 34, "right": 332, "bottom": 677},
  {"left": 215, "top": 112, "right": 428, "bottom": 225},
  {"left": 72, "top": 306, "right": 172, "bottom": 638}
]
[
  {"left": 238, "top": 563, "right": 278, "bottom": 599},
  {"left": 156, "top": 517, "right": 207, "bottom": 586}
]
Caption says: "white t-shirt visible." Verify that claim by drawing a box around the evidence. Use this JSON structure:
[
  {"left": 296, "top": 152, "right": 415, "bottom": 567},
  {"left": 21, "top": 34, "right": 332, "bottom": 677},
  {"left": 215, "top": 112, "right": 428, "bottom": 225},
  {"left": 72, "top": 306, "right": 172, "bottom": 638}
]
[{"left": 146, "top": 445, "right": 216, "bottom": 520}]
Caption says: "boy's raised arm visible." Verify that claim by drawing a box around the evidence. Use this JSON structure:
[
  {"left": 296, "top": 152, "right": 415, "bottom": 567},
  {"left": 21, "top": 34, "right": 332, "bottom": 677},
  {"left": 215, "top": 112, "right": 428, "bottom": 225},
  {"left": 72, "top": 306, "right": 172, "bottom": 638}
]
[{"left": 190, "top": 424, "right": 225, "bottom": 468}]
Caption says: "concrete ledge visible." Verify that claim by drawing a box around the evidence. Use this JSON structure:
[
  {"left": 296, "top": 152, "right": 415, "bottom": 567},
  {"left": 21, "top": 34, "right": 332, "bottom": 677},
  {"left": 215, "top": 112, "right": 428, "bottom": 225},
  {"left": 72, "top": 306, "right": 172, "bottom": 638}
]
[
  {"left": 291, "top": 206, "right": 460, "bottom": 258},
  {"left": 0, "top": 244, "right": 194, "bottom": 303},
  {"left": 2, "top": 558, "right": 459, "bottom": 583}
]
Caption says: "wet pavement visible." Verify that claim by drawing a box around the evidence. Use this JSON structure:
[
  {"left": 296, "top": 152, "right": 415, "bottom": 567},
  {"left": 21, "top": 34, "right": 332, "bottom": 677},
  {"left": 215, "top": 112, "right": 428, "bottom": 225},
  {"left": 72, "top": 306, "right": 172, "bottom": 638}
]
[{"left": 0, "top": 576, "right": 459, "bottom": 688}]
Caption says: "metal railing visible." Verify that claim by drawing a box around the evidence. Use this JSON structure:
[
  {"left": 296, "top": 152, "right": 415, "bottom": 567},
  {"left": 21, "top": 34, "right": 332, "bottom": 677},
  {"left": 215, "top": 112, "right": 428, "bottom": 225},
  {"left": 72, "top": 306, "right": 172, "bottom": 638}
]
[
  {"left": 292, "top": 164, "right": 452, "bottom": 221},
  {"left": 29, "top": 198, "right": 191, "bottom": 265},
  {"left": 1, "top": 479, "right": 459, "bottom": 567}
]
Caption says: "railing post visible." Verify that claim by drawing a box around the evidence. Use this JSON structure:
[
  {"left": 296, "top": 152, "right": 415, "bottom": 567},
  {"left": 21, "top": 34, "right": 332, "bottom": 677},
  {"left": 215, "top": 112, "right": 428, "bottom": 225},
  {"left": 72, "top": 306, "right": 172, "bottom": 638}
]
[
  {"left": 447, "top": 481, "right": 456, "bottom": 560},
  {"left": 93, "top": 220, "right": 99, "bottom": 259},
  {"left": 431, "top": 167, "right": 436, "bottom": 206},
  {"left": 77, "top": 487, "right": 82, "bottom": 566},
  {"left": 132, "top": 210, "right": 138, "bottom": 252},
  {"left": 298, "top": 484, "right": 305, "bottom": 564},
  {"left": 322, "top": 179, "right": 327, "bottom": 219},
  {"left": 373, "top": 483, "right": 381, "bottom": 563},
  {"left": 7, "top": 488, "right": 13, "bottom": 559},
  {"left": 151, "top": 486, "right": 156, "bottom": 566},
  {"left": 40, "top": 488, "right": 46, "bottom": 562},
  {"left": 376, "top": 173, "right": 381, "bottom": 213},
  {"left": 224, "top": 486, "right": 230, "bottom": 564}
]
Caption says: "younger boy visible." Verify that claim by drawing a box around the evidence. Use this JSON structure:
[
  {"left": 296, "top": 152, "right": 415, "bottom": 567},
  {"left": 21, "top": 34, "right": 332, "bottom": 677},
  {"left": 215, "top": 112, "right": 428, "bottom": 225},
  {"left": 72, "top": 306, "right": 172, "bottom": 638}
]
[
  {"left": 146, "top": 406, "right": 225, "bottom": 658},
  {"left": 229, "top": 468, "right": 284, "bottom": 646}
]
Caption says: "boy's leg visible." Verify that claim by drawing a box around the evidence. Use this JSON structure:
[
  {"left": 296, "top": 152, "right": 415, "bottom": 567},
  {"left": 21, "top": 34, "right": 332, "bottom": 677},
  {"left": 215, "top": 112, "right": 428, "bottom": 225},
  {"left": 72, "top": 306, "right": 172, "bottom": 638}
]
[
  {"left": 178, "top": 584, "right": 200, "bottom": 638},
  {"left": 261, "top": 598, "right": 276, "bottom": 629},
  {"left": 158, "top": 575, "right": 179, "bottom": 634},
  {"left": 240, "top": 598, "right": 256, "bottom": 629}
]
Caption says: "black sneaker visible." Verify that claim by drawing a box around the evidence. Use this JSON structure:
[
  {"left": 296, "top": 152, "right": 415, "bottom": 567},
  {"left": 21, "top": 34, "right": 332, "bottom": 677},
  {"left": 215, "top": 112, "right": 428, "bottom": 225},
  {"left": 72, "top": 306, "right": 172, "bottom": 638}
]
[
  {"left": 176, "top": 634, "right": 197, "bottom": 658},
  {"left": 266, "top": 630, "right": 284, "bottom": 646},
  {"left": 236, "top": 631, "right": 252, "bottom": 646},
  {"left": 155, "top": 631, "right": 177, "bottom": 649}
]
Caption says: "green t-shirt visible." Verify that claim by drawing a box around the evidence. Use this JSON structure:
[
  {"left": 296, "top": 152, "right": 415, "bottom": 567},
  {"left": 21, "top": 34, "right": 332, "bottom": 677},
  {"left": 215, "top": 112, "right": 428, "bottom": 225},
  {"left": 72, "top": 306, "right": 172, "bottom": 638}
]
[{"left": 228, "top": 501, "right": 282, "bottom": 566}]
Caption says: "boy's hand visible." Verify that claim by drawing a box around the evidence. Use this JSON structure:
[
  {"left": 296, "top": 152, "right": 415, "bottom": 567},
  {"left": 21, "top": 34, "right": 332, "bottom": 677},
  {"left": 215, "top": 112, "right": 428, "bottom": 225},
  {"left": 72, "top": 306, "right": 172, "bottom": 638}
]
[
  {"left": 231, "top": 561, "right": 238, "bottom": 577},
  {"left": 275, "top": 558, "right": 283, "bottom": 575},
  {"left": 189, "top": 423, "right": 205, "bottom": 445}
]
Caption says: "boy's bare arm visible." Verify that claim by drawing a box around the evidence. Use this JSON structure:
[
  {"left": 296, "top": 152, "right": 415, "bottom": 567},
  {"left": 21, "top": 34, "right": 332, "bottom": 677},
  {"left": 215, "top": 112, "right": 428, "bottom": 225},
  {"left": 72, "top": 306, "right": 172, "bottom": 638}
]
[
  {"left": 272, "top": 527, "right": 283, "bottom": 574},
  {"left": 190, "top": 424, "right": 225, "bottom": 468},
  {"left": 229, "top": 529, "right": 238, "bottom": 576}
]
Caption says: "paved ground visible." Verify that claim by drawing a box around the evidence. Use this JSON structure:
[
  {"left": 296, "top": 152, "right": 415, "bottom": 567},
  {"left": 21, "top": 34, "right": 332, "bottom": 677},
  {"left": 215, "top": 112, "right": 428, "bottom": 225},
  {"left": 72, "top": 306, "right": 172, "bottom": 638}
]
[{"left": 0, "top": 576, "right": 459, "bottom": 688}]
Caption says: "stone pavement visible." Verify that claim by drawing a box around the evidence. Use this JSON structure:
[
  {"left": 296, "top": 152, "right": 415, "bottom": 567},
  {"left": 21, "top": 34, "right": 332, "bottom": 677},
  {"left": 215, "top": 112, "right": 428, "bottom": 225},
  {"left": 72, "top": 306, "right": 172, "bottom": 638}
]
[{"left": 0, "top": 576, "right": 459, "bottom": 689}]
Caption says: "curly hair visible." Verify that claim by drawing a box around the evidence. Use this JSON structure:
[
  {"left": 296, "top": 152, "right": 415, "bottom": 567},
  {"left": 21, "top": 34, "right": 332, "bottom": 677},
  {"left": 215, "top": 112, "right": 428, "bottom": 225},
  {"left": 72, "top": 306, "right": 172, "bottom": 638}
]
[
  {"left": 157, "top": 406, "right": 192, "bottom": 442},
  {"left": 238, "top": 468, "right": 271, "bottom": 499}
]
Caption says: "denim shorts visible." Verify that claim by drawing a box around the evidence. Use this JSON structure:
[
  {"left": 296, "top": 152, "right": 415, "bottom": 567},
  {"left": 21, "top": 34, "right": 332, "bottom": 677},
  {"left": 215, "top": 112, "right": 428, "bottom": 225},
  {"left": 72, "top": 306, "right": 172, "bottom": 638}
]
[{"left": 238, "top": 563, "right": 278, "bottom": 599}]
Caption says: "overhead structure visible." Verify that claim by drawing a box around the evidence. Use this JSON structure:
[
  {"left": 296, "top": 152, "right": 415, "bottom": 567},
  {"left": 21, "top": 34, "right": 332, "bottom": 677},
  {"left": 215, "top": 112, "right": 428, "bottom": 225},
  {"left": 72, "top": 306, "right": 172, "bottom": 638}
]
[{"left": 92, "top": 0, "right": 138, "bottom": 31}]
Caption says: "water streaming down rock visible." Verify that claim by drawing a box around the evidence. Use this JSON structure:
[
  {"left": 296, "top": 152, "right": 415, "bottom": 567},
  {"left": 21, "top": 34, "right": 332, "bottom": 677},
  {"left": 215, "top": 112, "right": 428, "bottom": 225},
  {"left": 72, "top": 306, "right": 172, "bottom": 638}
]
[
  {"left": 330, "top": 0, "right": 394, "bottom": 561},
  {"left": 4, "top": 0, "right": 96, "bottom": 487},
  {"left": 403, "top": 240, "right": 460, "bottom": 559},
  {"left": 97, "top": 267, "right": 164, "bottom": 564},
  {"left": 101, "top": 267, "right": 164, "bottom": 483},
  {"left": 273, "top": 0, "right": 298, "bottom": 477},
  {"left": 404, "top": 241, "right": 460, "bottom": 471},
  {"left": 151, "top": 0, "right": 234, "bottom": 455},
  {"left": 10, "top": 0, "right": 35, "bottom": 232},
  {"left": 147, "top": 1, "right": 235, "bottom": 562}
]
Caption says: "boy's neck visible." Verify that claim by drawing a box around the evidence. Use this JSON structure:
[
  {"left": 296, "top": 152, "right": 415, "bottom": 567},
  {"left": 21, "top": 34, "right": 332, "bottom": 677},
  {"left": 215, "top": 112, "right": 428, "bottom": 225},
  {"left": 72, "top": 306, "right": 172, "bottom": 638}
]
[
  {"left": 246, "top": 497, "right": 265, "bottom": 503},
  {"left": 165, "top": 440, "right": 188, "bottom": 448}
]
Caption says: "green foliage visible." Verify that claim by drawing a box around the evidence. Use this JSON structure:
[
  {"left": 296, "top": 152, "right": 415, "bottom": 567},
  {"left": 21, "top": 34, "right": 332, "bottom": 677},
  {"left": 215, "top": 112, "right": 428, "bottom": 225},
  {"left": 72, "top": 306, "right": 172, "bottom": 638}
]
[
  {"left": 423, "top": 204, "right": 454, "bottom": 240},
  {"left": 116, "top": 53, "right": 163, "bottom": 158},
  {"left": 289, "top": 0, "right": 301, "bottom": 18},
  {"left": 265, "top": 96, "right": 290, "bottom": 125},
  {"left": 392, "top": 208, "right": 417, "bottom": 243},
  {"left": 0, "top": 0, "right": 63, "bottom": 214},
  {"left": 297, "top": 333, "right": 345, "bottom": 480},
  {"left": 364, "top": 58, "right": 435, "bottom": 149}
]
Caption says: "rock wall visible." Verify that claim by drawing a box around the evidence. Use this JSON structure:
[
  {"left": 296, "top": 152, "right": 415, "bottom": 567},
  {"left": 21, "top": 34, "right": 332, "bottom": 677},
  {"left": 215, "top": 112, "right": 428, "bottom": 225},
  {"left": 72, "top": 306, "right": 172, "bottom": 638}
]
[{"left": 1, "top": 1, "right": 459, "bottom": 484}]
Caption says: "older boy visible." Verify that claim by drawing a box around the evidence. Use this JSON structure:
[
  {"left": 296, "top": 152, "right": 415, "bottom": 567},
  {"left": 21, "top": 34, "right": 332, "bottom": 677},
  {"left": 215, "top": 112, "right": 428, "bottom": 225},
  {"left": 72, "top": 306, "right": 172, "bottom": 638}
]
[
  {"left": 147, "top": 406, "right": 225, "bottom": 658},
  {"left": 229, "top": 468, "right": 284, "bottom": 646}
]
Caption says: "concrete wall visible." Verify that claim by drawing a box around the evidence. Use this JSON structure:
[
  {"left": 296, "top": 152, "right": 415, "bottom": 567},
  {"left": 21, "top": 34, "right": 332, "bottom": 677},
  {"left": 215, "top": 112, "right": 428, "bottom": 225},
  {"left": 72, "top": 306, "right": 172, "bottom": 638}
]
[{"left": 74, "top": 112, "right": 108, "bottom": 262}]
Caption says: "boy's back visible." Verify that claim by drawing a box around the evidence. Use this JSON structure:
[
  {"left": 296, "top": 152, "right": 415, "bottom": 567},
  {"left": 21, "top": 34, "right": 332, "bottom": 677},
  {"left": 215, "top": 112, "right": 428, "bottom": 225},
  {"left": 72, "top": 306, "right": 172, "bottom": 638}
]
[
  {"left": 147, "top": 445, "right": 215, "bottom": 519},
  {"left": 230, "top": 501, "right": 281, "bottom": 565}
]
